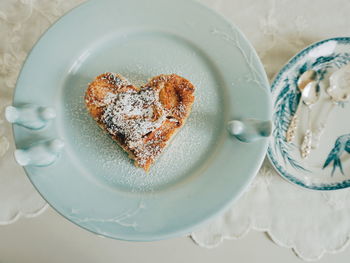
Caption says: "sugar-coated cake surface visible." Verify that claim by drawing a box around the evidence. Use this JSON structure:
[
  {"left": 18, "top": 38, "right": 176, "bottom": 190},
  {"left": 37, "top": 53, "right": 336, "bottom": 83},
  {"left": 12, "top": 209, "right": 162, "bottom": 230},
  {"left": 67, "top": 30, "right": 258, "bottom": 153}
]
[{"left": 85, "top": 72, "right": 195, "bottom": 171}]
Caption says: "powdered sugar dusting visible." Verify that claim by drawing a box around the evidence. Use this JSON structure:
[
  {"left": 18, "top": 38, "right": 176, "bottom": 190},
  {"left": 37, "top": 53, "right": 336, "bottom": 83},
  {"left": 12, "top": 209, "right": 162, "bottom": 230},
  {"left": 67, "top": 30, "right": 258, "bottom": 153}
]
[
  {"left": 98, "top": 76, "right": 190, "bottom": 167},
  {"left": 102, "top": 89, "right": 165, "bottom": 143},
  {"left": 63, "top": 71, "right": 221, "bottom": 193},
  {"left": 61, "top": 32, "right": 224, "bottom": 193}
]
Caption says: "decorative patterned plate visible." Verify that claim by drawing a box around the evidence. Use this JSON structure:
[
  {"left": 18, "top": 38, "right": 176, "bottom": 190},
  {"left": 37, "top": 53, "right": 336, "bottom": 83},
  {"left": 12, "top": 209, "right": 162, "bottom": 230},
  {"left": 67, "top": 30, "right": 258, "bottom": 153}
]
[
  {"left": 268, "top": 37, "right": 350, "bottom": 190},
  {"left": 12, "top": 0, "right": 271, "bottom": 240}
]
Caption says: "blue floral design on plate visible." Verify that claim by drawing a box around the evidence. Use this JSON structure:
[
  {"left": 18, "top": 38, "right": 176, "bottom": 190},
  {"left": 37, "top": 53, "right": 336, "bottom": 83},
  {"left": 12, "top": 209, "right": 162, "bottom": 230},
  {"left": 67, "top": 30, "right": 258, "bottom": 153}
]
[
  {"left": 268, "top": 37, "right": 350, "bottom": 190},
  {"left": 323, "top": 134, "right": 350, "bottom": 176}
]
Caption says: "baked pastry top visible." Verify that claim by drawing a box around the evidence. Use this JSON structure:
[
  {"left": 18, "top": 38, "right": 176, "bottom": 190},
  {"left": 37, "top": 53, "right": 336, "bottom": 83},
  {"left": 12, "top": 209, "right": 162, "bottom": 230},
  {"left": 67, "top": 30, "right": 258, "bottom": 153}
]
[{"left": 85, "top": 72, "right": 195, "bottom": 171}]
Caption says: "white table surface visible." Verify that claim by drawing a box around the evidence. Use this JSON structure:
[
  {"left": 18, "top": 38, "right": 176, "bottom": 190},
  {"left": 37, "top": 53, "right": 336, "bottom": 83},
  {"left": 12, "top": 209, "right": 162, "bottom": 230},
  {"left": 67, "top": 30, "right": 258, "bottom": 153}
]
[
  {"left": 2, "top": 0, "right": 350, "bottom": 262},
  {"left": 0, "top": 207, "right": 349, "bottom": 263}
]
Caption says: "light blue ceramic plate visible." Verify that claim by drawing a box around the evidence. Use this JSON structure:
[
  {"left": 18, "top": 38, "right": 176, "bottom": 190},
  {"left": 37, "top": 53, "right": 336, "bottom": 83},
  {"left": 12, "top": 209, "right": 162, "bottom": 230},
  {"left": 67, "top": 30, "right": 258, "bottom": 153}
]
[
  {"left": 268, "top": 38, "right": 350, "bottom": 190},
  {"left": 13, "top": 0, "right": 271, "bottom": 240}
]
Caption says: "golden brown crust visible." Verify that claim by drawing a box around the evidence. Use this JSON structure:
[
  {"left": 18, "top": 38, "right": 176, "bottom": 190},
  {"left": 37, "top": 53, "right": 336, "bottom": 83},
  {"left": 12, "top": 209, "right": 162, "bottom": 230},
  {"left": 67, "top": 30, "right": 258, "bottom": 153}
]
[
  {"left": 85, "top": 73, "right": 138, "bottom": 120},
  {"left": 85, "top": 72, "right": 195, "bottom": 171}
]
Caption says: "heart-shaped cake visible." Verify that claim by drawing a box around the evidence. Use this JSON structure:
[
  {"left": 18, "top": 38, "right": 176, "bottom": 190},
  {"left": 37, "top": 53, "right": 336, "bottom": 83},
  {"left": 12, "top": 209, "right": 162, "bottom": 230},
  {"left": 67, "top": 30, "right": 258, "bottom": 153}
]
[{"left": 85, "top": 73, "right": 195, "bottom": 171}]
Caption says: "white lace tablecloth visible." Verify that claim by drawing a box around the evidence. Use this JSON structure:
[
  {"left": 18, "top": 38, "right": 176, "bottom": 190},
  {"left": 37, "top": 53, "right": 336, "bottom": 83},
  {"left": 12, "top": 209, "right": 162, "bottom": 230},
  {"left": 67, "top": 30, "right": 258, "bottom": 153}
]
[{"left": 1, "top": 0, "right": 350, "bottom": 261}]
